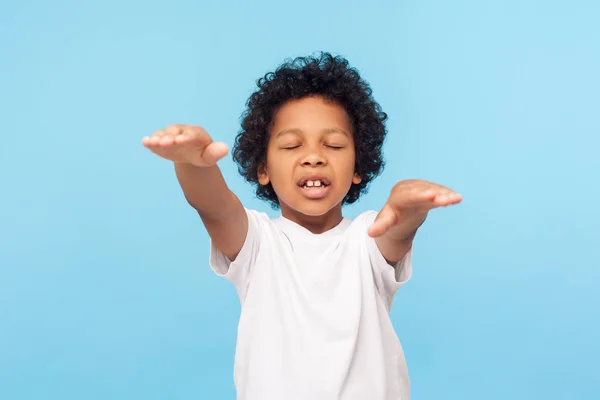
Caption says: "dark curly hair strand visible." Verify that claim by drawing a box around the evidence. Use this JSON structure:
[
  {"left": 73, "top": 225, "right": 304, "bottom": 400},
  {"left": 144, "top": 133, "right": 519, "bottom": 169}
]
[{"left": 232, "top": 52, "right": 388, "bottom": 209}]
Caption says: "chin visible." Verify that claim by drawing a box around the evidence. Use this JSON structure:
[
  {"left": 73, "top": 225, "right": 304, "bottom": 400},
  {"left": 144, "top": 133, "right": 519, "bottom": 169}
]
[
  {"left": 286, "top": 199, "right": 341, "bottom": 217},
  {"left": 297, "top": 207, "right": 329, "bottom": 217}
]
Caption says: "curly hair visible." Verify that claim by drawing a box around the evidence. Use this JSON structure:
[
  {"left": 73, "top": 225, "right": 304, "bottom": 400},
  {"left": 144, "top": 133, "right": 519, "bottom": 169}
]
[{"left": 232, "top": 52, "right": 388, "bottom": 209}]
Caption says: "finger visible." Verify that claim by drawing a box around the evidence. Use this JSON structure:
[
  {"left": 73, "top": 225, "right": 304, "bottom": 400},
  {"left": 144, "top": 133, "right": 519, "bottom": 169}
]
[
  {"left": 149, "top": 132, "right": 164, "bottom": 146},
  {"left": 437, "top": 189, "right": 460, "bottom": 201},
  {"left": 174, "top": 134, "right": 190, "bottom": 145},
  {"left": 158, "top": 135, "right": 176, "bottom": 147},
  {"left": 396, "top": 181, "right": 462, "bottom": 209},
  {"left": 174, "top": 131, "right": 209, "bottom": 146},
  {"left": 368, "top": 205, "right": 397, "bottom": 238},
  {"left": 144, "top": 129, "right": 167, "bottom": 147},
  {"left": 433, "top": 191, "right": 462, "bottom": 206},
  {"left": 199, "top": 142, "right": 229, "bottom": 165},
  {"left": 395, "top": 188, "right": 437, "bottom": 209},
  {"left": 432, "top": 187, "right": 461, "bottom": 202},
  {"left": 142, "top": 136, "right": 152, "bottom": 146},
  {"left": 411, "top": 186, "right": 460, "bottom": 208},
  {"left": 414, "top": 188, "right": 437, "bottom": 202}
]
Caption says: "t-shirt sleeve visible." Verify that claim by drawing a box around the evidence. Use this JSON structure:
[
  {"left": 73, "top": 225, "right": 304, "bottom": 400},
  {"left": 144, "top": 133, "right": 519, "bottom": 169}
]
[
  {"left": 362, "top": 210, "right": 413, "bottom": 309},
  {"left": 209, "top": 208, "right": 265, "bottom": 302}
]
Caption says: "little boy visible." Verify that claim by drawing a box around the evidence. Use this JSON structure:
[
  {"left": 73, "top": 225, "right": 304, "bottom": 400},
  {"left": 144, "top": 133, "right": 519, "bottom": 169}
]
[{"left": 142, "top": 53, "right": 461, "bottom": 400}]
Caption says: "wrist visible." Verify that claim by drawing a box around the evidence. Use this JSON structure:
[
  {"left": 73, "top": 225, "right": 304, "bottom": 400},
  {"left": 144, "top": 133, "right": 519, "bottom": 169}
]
[
  {"left": 175, "top": 160, "right": 204, "bottom": 168},
  {"left": 386, "top": 212, "right": 427, "bottom": 241}
]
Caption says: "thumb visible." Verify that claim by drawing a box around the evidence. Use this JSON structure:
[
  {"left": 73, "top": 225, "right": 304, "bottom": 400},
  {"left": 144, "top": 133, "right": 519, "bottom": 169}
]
[
  {"left": 199, "top": 142, "right": 229, "bottom": 166},
  {"left": 368, "top": 204, "right": 398, "bottom": 238}
]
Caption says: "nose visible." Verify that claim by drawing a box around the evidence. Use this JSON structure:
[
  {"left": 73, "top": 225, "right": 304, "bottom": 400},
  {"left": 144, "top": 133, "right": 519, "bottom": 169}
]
[{"left": 300, "top": 149, "right": 326, "bottom": 166}]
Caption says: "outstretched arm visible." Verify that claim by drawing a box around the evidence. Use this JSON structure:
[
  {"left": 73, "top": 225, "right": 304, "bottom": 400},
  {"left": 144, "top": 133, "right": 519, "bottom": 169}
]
[
  {"left": 368, "top": 179, "right": 462, "bottom": 264},
  {"left": 143, "top": 124, "right": 247, "bottom": 261}
]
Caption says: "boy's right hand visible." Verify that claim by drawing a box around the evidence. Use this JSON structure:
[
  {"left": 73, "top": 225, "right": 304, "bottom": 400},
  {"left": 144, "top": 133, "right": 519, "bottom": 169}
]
[{"left": 142, "top": 124, "right": 229, "bottom": 167}]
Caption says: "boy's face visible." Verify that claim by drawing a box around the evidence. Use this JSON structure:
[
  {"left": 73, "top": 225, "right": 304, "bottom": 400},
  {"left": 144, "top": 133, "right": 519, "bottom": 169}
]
[{"left": 258, "top": 96, "right": 361, "bottom": 226}]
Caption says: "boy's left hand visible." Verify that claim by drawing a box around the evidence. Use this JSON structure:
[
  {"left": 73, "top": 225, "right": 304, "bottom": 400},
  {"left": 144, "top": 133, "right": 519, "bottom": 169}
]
[{"left": 368, "top": 179, "right": 462, "bottom": 239}]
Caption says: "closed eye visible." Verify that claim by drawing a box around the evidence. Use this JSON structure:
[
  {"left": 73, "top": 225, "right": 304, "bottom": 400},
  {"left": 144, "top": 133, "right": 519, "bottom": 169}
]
[{"left": 282, "top": 145, "right": 343, "bottom": 150}]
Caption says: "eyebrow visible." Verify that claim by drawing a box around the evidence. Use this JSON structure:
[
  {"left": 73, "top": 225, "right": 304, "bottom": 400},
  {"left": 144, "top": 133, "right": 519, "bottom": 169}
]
[{"left": 275, "top": 128, "right": 349, "bottom": 138}]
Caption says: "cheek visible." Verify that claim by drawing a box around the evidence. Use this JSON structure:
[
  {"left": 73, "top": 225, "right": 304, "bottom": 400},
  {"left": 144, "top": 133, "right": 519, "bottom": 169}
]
[
  {"left": 344, "top": 152, "right": 357, "bottom": 173},
  {"left": 347, "top": 155, "right": 359, "bottom": 184},
  {"left": 266, "top": 153, "right": 291, "bottom": 181}
]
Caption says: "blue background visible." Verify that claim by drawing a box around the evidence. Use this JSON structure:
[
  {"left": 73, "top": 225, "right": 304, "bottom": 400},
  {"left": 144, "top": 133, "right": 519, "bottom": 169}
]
[{"left": 1, "top": 0, "right": 599, "bottom": 399}]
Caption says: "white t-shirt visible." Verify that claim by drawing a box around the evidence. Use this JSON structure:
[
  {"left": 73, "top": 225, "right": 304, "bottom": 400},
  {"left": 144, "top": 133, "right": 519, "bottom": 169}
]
[{"left": 209, "top": 208, "right": 413, "bottom": 400}]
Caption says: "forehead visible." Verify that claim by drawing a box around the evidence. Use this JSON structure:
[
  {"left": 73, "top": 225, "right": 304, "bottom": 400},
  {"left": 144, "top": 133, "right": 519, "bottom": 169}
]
[{"left": 270, "top": 96, "right": 352, "bottom": 134}]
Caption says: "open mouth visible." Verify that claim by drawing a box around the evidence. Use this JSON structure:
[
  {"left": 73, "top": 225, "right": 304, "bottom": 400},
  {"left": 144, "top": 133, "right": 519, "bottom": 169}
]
[
  {"left": 299, "top": 179, "right": 330, "bottom": 190},
  {"left": 297, "top": 179, "right": 331, "bottom": 199}
]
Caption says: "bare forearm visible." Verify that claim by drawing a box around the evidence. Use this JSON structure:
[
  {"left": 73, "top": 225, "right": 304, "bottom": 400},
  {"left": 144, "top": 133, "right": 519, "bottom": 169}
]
[
  {"left": 144, "top": 125, "right": 248, "bottom": 261},
  {"left": 375, "top": 213, "right": 426, "bottom": 264},
  {"left": 174, "top": 162, "right": 239, "bottom": 218}
]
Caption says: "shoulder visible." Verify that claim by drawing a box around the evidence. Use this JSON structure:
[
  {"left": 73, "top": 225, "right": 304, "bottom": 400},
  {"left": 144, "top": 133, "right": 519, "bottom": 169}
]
[
  {"left": 347, "top": 210, "right": 379, "bottom": 229},
  {"left": 242, "top": 208, "right": 276, "bottom": 226},
  {"left": 244, "top": 208, "right": 282, "bottom": 236},
  {"left": 334, "top": 210, "right": 379, "bottom": 245}
]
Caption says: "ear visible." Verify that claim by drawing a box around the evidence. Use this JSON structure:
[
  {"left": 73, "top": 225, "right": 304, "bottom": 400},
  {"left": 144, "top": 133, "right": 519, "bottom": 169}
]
[
  {"left": 258, "top": 163, "right": 270, "bottom": 185},
  {"left": 352, "top": 172, "right": 362, "bottom": 185}
]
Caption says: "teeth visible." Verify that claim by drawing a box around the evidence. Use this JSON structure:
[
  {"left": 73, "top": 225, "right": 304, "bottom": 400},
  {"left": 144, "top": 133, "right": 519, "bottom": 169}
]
[{"left": 303, "top": 180, "right": 325, "bottom": 188}]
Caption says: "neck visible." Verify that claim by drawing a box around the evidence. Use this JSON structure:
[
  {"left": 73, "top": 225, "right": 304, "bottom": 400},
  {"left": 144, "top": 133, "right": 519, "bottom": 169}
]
[{"left": 280, "top": 204, "right": 344, "bottom": 234}]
